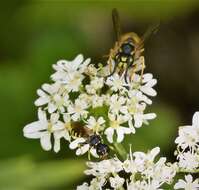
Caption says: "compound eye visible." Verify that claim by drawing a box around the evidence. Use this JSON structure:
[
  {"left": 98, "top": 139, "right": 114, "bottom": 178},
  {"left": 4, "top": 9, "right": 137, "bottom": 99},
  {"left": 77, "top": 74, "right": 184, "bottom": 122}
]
[{"left": 122, "top": 43, "right": 133, "bottom": 55}]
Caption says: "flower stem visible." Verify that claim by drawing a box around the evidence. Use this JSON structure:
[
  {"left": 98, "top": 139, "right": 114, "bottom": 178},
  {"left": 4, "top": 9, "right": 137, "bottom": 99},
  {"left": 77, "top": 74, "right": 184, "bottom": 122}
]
[
  {"left": 113, "top": 143, "right": 127, "bottom": 160},
  {"left": 178, "top": 168, "right": 199, "bottom": 173}
]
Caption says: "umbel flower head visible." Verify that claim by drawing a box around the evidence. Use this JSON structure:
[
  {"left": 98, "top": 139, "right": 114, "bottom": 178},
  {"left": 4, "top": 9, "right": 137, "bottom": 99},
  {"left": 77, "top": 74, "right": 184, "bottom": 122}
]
[
  {"left": 77, "top": 111, "right": 199, "bottom": 190},
  {"left": 22, "top": 53, "right": 199, "bottom": 189},
  {"left": 174, "top": 175, "right": 199, "bottom": 190},
  {"left": 23, "top": 54, "right": 157, "bottom": 157},
  {"left": 77, "top": 147, "right": 177, "bottom": 190},
  {"left": 175, "top": 112, "right": 199, "bottom": 170}
]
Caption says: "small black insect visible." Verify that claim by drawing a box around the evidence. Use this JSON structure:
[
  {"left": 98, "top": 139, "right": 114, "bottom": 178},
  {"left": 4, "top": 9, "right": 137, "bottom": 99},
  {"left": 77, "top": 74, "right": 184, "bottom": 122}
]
[
  {"left": 88, "top": 134, "right": 109, "bottom": 158},
  {"left": 70, "top": 123, "right": 109, "bottom": 158}
]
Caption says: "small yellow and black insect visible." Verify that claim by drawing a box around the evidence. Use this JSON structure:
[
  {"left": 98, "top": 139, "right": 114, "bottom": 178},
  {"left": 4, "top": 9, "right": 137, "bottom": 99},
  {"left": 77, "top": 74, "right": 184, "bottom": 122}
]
[
  {"left": 70, "top": 122, "right": 109, "bottom": 158},
  {"left": 107, "top": 8, "right": 159, "bottom": 83}
]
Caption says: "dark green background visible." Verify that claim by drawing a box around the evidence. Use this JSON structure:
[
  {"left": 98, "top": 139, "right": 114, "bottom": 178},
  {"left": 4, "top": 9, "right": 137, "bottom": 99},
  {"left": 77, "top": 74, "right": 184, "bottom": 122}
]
[{"left": 1, "top": 0, "right": 199, "bottom": 189}]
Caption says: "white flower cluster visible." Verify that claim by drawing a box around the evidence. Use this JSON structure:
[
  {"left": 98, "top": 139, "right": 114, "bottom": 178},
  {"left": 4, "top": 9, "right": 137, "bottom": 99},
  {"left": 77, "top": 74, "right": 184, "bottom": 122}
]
[
  {"left": 77, "top": 147, "right": 177, "bottom": 190},
  {"left": 23, "top": 54, "right": 157, "bottom": 156},
  {"left": 22, "top": 53, "right": 199, "bottom": 189},
  {"left": 174, "top": 175, "right": 199, "bottom": 190},
  {"left": 23, "top": 54, "right": 90, "bottom": 153},
  {"left": 104, "top": 71, "right": 157, "bottom": 143},
  {"left": 77, "top": 111, "right": 199, "bottom": 190},
  {"left": 172, "top": 112, "right": 199, "bottom": 190},
  {"left": 175, "top": 112, "right": 199, "bottom": 171}
]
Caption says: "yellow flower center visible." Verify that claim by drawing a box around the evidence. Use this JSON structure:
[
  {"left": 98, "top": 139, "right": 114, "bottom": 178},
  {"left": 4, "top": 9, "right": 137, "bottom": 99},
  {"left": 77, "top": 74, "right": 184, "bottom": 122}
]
[
  {"left": 111, "top": 120, "right": 119, "bottom": 129},
  {"left": 65, "top": 122, "right": 71, "bottom": 131},
  {"left": 47, "top": 123, "right": 52, "bottom": 133}
]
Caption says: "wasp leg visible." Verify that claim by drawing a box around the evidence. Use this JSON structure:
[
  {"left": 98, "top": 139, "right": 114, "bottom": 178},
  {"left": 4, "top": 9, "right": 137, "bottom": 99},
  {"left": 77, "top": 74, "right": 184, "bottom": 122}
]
[
  {"left": 124, "top": 58, "right": 134, "bottom": 83},
  {"left": 130, "top": 63, "right": 138, "bottom": 82},
  {"left": 124, "top": 66, "right": 130, "bottom": 84},
  {"left": 108, "top": 58, "right": 112, "bottom": 74},
  {"left": 140, "top": 58, "right": 146, "bottom": 84},
  {"left": 107, "top": 48, "right": 116, "bottom": 75},
  {"left": 106, "top": 60, "right": 118, "bottom": 78}
]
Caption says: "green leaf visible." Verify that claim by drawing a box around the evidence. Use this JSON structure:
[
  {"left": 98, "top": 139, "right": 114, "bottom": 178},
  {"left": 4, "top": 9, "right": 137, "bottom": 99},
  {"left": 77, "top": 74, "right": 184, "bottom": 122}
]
[
  {"left": 0, "top": 157, "right": 86, "bottom": 190},
  {"left": 124, "top": 103, "right": 180, "bottom": 154}
]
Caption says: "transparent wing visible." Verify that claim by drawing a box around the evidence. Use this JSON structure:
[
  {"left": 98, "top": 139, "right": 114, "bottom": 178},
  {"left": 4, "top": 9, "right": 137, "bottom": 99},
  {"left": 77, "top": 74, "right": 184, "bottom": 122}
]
[
  {"left": 141, "top": 22, "right": 160, "bottom": 43},
  {"left": 112, "top": 8, "right": 122, "bottom": 41}
]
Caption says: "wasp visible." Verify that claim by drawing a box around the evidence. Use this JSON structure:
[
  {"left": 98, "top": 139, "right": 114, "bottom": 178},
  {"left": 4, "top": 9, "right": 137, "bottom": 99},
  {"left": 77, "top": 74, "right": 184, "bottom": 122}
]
[
  {"left": 107, "top": 8, "right": 159, "bottom": 83},
  {"left": 70, "top": 122, "right": 109, "bottom": 158}
]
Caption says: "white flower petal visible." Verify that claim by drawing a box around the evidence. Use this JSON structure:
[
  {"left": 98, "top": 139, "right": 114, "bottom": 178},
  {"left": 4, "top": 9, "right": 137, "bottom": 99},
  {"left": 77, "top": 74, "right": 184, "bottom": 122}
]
[
  {"left": 98, "top": 117, "right": 105, "bottom": 125},
  {"left": 51, "top": 122, "right": 65, "bottom": 131},
  {"left": 144, "top": 113, "right": 156, "bottom": 120},
  {"left": 143, "top": 73, "right": 153, "bottom": 82},
  {"left": 53, "top": 136, "right": 61, "bottom": 153},
  {"left": 38, "top": 108, "right": 47, "bottom": 122},
  {"left": 150, "top": 147, "right": 160, "bottom": 160},
  {"left": 50, "top": 113, "right": 59, "bottom": 124},
  {"left": 24, "top": 131, "right": 43, "bottom": 139},
  {"left": 54, "top": 130, "right": 70, "bottom": 143},
  {"left": 71, "top": 113, "right": 79, "bottom": 121},
  {"left": 120, "top": 106, "right": 128, "bottom": 114},
  {"left": 192, "top": 111, "right": 199, "bottom": 127},
  {"left": 185, "top": 174, "right": 193, "bottom": 183},
  {"left": 36, "top": 89, "right": 46, "bottom": 97},
  {"left": 40, "top": 132, "right": 52, "bottom": 151},
  {"left": 77, "top": 183, "right": 89, "bottom": 190},
  {"left": 128, "top": 120, "right": 136, "bottom": 134},
  {"left": 76, "top": 144, "right": 89, "bottom": 155},
  {"left": 174, "top": 179, "right": 186, "bottom": 189},
  {"left": 42, "top": 83, "right": 53, "bottom": 94},
  {"left": 140, "top": 86, "right": 157, "bottom": 96},
  {"left": 23, "top": 121, "right": 47, "bottom": 133},
  {"left": 141, "top": 95, "right": 152, "bottom": 105},
  {"left": 48, "top": 103, "right": 57, "bottom": 113},
  {"left": 116, "top": 128, "right": 125, "bottom": 143},
  {"left": 145, "top": 79, "right": 157, "bottom": 87},
  {"left": 34, "top": 97, "right": 50, "bottom": 106},
  {"left": 69, "top": 138, "right": 85, "bottom": 149},
  {"left": 74, "top": 54, "right": 84, "bottom": 67},
  {"left": 90, "top": 147, "right": 99, "bottom": 158},
  {"left": 63, "top": 114, "right": 71, "bottom": 123},
  {"left": 62, "top": 130, "right": 70, "bottom": 141},
  {"left": 105, "top": 127, "right": 114, "bottom": 143},
  {"left": 121, "top": 127, "right": 132, "bottom": 134},
  {"left": 134, "top": 114, "right": 143, "bottom": 128}
]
